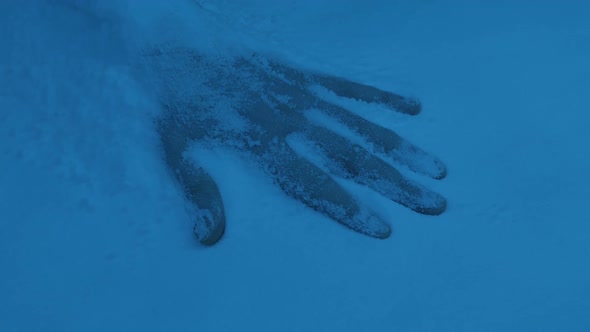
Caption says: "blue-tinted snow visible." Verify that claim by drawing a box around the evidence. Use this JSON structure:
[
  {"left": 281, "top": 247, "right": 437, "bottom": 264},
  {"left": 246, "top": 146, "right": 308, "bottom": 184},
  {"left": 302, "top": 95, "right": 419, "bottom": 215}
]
[{"left": 1, "top": 0, "right": 589, "bottom": 331}]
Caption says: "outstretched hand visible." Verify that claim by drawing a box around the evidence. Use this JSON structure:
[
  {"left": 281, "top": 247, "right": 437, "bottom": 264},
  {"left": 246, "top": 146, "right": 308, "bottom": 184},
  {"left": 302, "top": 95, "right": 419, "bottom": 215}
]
[{"left": 149, "top": 47, "right": 446, "bottom": 245}]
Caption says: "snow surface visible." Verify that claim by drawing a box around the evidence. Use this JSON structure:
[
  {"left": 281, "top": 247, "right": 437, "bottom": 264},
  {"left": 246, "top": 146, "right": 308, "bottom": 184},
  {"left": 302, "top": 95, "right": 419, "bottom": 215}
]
[{"left": 1, "top": 0, "right": 589, "bottom": 331}]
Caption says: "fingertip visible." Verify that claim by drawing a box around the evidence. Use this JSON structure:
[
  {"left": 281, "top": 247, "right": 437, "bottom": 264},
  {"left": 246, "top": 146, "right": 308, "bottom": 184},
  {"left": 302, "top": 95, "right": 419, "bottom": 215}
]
[
  {"left": 375, "top": 222, "right": 392, "bottom": 239},
  {"left": 433, "top": 162, "right": 448, "bottom": 180},
  {"left": 194, "top": 214, "right": 226, "bottom": 246},
  {"left": 356, "top": 213, "right": 392, "bottom": 239},
  {"left": 388, "top": 96, "right": 421, "bottom": 115},
  {"left": 403, "top": 98, "right": 422, "bottom": 116},
  {"left": 416, "top": 194, "right": 447, "bottom": 216}
]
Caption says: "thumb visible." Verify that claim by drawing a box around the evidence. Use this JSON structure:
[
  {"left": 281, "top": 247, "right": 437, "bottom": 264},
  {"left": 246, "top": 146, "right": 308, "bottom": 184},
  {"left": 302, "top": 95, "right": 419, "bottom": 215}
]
[{"left": 177, "top": 158, "right": 226, "bottom": 245}]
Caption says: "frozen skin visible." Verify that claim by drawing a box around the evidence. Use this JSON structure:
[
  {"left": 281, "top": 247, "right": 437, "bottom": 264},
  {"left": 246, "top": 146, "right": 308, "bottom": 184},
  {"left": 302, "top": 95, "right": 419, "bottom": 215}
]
[{"left": 149, "top": 48, "right": 446, "bottom": 245}]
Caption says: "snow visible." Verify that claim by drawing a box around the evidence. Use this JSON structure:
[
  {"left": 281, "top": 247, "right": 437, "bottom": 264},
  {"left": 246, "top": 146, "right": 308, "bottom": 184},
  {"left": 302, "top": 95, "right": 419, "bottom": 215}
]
[{"left": 1, "top": 0, "right": 589, "bottom": 331}]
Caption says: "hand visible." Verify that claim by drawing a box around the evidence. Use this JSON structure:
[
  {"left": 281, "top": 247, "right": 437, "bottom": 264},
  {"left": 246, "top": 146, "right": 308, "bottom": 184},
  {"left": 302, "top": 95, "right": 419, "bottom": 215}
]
[{"left": 148, "top": 47, "right": 447, "bottom": 245}]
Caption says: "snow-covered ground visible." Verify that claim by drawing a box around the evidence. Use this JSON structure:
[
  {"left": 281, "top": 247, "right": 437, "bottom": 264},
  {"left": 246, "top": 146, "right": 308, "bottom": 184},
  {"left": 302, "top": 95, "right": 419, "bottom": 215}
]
[{"left": 1, "top": 0, "right": 589, "bottom": 331}]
